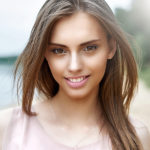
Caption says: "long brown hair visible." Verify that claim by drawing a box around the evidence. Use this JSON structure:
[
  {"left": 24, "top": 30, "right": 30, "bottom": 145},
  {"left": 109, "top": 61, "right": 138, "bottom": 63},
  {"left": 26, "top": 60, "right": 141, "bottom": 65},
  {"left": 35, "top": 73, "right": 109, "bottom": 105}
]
[{"left": 14, "top": 0, "right": 143, "bottom": 149}]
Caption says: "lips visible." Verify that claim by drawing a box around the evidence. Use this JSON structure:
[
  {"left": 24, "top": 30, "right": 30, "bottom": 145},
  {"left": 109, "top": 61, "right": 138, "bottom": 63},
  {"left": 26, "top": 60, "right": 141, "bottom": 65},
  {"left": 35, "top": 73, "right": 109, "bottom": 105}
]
[
  {"left": 67, "top": 76, "right": 86, "bottom": 82},
  {"left": 64, "top": 75, "right": 90, "bottom": 88}
]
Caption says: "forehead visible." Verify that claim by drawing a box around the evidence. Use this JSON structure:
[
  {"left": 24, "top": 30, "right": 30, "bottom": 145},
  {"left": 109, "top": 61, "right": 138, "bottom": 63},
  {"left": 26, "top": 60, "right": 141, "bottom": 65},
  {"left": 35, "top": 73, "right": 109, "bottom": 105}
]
[{"left": 50, "top": 12, "right": 107, "bottom": 43}]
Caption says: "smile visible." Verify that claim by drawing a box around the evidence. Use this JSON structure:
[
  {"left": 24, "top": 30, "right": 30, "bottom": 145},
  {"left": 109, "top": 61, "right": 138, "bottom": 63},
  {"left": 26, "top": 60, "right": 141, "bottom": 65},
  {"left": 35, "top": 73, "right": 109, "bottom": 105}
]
[
  {"left": 68, "top": 77, "right": 85, "bottom": 83},
  {"left": 65, "top": 75, "right": 90, "bottom": 88}
]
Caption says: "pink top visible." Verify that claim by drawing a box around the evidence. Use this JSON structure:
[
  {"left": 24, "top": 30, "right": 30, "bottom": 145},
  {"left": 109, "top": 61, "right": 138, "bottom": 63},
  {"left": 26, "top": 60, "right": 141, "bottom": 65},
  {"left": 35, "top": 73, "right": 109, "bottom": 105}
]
[{"left": 2, "top": 107, "right": 112, "bottom": 150}]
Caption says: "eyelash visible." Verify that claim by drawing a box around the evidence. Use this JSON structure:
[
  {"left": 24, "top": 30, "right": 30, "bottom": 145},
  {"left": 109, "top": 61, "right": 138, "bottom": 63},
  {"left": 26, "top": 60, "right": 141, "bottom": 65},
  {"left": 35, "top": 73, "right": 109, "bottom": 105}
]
[
  {"left": 50, "top": 45, "right": 98, "bottom": 55},
  {"left": 83, "top": 45, "right": 98, "bottom": 52},
  {"left": 51, "top": 48, "right": 66, "bottom": 54}
]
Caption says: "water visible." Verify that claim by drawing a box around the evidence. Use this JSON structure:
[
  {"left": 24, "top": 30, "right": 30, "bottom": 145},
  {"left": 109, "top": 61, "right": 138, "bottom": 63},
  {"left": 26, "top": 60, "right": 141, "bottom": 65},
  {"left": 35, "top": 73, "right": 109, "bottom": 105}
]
[{"left": 0, "top": 64, "right": 18, "bottom": 109}]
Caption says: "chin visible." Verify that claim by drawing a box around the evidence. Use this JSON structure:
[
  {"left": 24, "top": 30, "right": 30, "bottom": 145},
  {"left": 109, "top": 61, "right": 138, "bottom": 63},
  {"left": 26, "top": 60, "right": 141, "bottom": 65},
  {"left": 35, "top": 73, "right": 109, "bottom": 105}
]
[{"left": 64, "top": 89, "right": 92, "bottom": 101}]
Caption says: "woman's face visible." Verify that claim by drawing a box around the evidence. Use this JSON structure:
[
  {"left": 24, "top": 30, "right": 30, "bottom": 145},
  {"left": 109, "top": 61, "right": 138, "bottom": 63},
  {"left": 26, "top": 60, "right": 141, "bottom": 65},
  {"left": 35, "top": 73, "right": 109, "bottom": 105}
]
[{"left": 45, "top": 12, "right": 116, "bottom": 99}]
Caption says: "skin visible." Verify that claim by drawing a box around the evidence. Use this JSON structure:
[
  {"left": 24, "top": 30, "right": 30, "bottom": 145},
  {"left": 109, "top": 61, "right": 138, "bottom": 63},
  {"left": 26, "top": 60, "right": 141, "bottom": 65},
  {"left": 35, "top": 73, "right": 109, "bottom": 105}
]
[
  {"left": 45, "top": 12, "right": 116, "bottom": 101},
  {"left": 42, "top": 11, "right": 116, "bottom": 146},
  {"left": 44, "top": 12, "right": 116, "bottom": 129}
]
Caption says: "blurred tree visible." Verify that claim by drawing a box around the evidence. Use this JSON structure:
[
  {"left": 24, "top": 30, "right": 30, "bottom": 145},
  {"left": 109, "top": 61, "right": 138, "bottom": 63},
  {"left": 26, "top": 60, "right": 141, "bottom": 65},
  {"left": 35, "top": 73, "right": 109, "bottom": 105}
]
[{"left": 115, "top": 0, "right": 150, "bottom": 87}]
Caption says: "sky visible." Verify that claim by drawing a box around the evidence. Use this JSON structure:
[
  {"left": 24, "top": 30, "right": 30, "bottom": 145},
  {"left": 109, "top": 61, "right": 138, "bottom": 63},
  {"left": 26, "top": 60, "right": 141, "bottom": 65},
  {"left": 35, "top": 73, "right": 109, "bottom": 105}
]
[{"left": 0, "top": 0, "right": 132, "bottom": 57}]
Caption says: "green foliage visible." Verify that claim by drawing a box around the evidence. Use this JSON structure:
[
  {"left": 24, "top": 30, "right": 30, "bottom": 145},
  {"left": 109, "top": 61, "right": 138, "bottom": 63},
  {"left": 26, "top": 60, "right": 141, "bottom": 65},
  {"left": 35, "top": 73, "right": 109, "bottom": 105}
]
[{"left": 115, "top": 0, "right": 150, "bottom": 87}]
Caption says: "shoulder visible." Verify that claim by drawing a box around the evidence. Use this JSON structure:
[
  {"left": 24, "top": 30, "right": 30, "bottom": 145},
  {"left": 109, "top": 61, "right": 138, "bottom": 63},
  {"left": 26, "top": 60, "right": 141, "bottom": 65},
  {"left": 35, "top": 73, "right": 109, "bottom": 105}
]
[
  {"left": 0, "top": 107, "right": 14, "bottom": 133},
  {"left": 129, "top": 116, "right": 150, "bottom": 150},
  {"left": 0, "top": 106, "right": 22, "bottom": 148},
  {"left": 0, "top": 107, "right": 14, "bottom": 148}
]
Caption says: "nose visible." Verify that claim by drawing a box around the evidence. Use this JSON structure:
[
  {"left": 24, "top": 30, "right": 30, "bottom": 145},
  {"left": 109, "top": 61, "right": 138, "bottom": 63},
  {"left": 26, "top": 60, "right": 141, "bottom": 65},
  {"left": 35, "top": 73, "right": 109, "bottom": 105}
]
[{"left": 68, "top": 52, "right": 82, "bottom": 73}]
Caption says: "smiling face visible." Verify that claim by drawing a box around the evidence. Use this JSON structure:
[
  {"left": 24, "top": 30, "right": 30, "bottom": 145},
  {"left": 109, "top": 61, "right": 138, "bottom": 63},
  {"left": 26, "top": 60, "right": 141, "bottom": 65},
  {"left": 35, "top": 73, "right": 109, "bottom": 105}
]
[{"left": 45, "top": 12, "right": 116, "bottom": 99}]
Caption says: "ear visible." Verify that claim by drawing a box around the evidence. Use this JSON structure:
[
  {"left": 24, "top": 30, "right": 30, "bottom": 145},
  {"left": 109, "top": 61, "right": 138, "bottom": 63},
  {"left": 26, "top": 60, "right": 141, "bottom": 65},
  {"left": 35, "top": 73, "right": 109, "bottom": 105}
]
[{"left": 107, "top": 38, "right": 117, "bottom": 59}]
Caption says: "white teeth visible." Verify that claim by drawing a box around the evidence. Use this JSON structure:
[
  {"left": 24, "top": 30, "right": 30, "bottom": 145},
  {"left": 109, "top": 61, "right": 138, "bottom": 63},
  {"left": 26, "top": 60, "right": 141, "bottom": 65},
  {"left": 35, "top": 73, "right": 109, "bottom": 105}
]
[{"left": 69, "top": 77, "right": 84, "bottom": 82}]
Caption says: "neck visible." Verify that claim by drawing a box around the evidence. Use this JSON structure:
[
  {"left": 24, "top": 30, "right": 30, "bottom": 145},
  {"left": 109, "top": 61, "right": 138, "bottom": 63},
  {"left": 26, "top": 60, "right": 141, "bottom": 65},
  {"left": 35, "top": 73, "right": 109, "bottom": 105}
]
[{"left": 50, "top": 88, "right": 101, "bottom": 128}]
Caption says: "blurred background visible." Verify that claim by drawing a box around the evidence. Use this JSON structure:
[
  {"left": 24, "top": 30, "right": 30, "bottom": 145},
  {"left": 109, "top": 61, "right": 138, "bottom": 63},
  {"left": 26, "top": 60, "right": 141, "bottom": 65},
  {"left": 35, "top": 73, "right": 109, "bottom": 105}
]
[{"left": 0, "top": 0, "right": 150, "bottom": 129}]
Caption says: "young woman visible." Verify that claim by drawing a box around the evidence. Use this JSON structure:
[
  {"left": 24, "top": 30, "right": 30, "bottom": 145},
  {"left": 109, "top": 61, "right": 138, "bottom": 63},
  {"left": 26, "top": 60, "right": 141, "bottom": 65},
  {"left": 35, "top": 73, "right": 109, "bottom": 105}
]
[{"left": 1, "top": 0, "right": 150, "bottom": 150}]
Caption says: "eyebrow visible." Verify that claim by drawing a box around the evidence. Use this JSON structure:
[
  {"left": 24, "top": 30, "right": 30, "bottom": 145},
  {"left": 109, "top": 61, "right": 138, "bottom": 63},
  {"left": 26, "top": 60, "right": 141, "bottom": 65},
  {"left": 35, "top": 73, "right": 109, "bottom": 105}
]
[{"left": 48, "top": 39, "right": 101, "bottom": 48}]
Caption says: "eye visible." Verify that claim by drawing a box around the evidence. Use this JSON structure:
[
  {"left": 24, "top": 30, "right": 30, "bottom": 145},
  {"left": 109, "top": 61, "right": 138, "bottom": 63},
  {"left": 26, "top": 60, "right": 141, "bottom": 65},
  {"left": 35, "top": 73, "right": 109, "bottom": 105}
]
[
  {"left": 51, "top": 48, "right": 67, "bottom": 54},
  {"left": 84, "top": 45, "right": 98, "bottom": 52}
]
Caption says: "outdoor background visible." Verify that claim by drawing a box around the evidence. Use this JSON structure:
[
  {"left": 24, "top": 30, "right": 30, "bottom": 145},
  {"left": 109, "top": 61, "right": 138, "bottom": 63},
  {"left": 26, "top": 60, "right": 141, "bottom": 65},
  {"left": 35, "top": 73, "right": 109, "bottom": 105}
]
[{"left": 0, "top": 0, "right": 150, "bottom": 130}]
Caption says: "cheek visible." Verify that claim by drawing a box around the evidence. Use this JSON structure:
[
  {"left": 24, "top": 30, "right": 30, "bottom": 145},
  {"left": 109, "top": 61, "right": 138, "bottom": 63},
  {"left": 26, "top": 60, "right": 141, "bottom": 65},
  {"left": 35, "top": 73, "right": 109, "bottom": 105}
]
[
  {"left": 86, "top": 53, "right": 108, "bottom": 73},
  {"left": 86, "top": 53, "right": 108, "bottom": 84},
  {"left": 47, "top": 58, "right": 66, "bottom": 79}
]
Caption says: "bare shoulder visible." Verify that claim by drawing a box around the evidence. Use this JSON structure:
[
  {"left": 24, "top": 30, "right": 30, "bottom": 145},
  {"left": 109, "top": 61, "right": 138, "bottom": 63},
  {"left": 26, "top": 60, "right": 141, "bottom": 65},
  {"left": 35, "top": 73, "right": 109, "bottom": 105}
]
[
  {"left": 129, "top": 116, "right": 150, "bottom": 150},
  {"left": 0, "top": 107, "right": 15, "bottom": 148}
]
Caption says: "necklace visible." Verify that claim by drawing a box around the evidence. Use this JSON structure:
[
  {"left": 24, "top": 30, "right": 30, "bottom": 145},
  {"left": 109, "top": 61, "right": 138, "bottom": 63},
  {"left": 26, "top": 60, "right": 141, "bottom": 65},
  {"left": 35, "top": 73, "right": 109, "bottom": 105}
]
[{"left": 49, "top": 101, "right": 102, "bottom": 149}]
